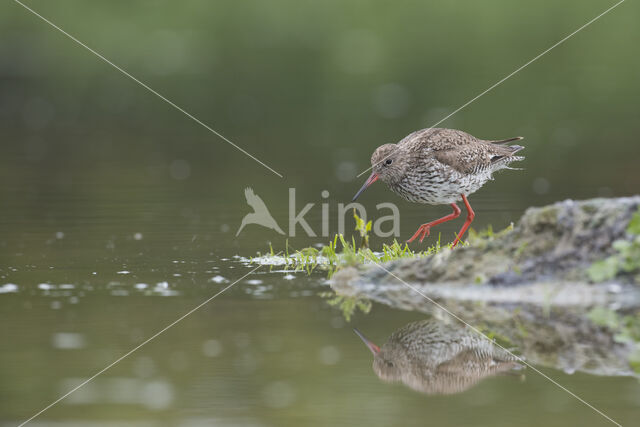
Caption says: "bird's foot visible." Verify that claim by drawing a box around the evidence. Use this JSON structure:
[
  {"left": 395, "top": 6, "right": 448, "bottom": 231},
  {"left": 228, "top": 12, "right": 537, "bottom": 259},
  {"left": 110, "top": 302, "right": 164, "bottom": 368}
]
[{"left": 406, "top": 225, "right": 431, "bottom": 243}]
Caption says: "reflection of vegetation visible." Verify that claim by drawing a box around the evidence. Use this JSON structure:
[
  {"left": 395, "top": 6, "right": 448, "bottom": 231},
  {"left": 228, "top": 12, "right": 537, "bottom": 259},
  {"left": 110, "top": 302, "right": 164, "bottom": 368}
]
[
  {"left": 588, "top": 307, "right": 640, "bottom": 373},
  {"left": 319, "top": 291, "right": 372, "bottom": 322},
  {"left": 588, "top": 208, "right": 640, "bottom": 283},
  {"left": 477, "top": 324, "right": 515, "bottom": 349}
]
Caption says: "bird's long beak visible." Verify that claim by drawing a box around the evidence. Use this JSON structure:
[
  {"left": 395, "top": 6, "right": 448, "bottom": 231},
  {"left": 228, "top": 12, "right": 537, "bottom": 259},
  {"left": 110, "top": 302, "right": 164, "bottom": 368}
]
[
  {"left": 352, "top": 172, "right": 379, "bottom": 201},
  {"left": 353, "top": 328, "right": 380, "bottom": 355}
]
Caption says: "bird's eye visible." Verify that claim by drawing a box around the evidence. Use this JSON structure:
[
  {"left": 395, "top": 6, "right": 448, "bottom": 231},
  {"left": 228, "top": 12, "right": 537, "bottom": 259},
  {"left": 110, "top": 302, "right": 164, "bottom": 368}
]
[{"left": 384, "top": 159, "right": 393, "bottom": 165}]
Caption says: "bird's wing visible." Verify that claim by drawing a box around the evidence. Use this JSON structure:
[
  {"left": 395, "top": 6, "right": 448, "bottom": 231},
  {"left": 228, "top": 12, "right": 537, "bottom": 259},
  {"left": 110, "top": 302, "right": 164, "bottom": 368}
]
[
  {"left": 433, "top": 139, "right": 523, "bottom": 175},
  {"left": 434, "top": 348, "right": 485, "bottom": 374},
  {"left": 432, "top": 146, "right": 484, "bottom": 174},
  {"left": 436, "top": 347, "right": 519, "bottom": 376},
  {"left": 401, "top": 128, "right": 523, "bottom": 174},
  {"left": 400, "top": 128, "right": 480, "bottom": 151},
  {"left": 244, "top": 187, "right": 269, "bottom": 212}
]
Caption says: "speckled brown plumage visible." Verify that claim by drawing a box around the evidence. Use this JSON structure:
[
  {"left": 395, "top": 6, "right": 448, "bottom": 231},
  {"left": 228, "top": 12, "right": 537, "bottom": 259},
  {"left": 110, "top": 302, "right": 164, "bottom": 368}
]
[
  {"left": 354, "top": 320, "right": 521, "bottom": 395},
  {"left": 353, "top": 127, "right": 524, "bottom": 246}
]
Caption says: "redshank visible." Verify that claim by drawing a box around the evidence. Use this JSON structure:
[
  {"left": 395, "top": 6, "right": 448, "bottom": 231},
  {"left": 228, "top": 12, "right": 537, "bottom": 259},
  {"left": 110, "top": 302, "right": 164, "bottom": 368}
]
[
  {"left": 352, "top": 128, "right": 524, "bottom": 246},
  {"left": 354, "top": 320, "right": 521, "bottom": 395}
]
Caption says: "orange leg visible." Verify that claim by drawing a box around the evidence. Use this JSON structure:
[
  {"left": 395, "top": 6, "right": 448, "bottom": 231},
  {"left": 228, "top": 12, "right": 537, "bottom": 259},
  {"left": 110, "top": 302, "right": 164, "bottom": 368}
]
[
  {"left": 451, "top": 194, "right": 475, "bottom": 247},
  {"left": 407, "top": 203, "right": 461, "bottom": 243}
]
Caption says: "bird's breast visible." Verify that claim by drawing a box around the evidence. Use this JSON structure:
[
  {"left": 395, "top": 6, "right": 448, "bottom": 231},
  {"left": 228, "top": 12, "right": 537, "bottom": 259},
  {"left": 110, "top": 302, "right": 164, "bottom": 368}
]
[{"left": 389, "top": 162, "right": 492, "bottom": 205}]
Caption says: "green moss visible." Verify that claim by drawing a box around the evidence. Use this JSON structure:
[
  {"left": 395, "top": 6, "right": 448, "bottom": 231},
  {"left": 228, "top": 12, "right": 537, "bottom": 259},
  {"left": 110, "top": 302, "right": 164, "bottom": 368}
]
[
  {"left": 581, "top": 203, "right": 599, "bottom": 215},
  {"left": 588, "top": 257, "right": 620, "bottom": 282},
  {"left": 627, "top": 209, "right": 640, "bottom": 235},
  {"left": 587, "top": 207, "right": 640, "bottom": 283},
  {"left": 267, "top": 210, "right": 444, "bottom": 278},
  {"left": 467, "top": 223, "right": 514, "bottom": 244},
  {"left": 265, "top": 211, "right": 514, "bottom": 279},
  {"left": 514, "top": 241, "right": 529, "bottom": 259},
  {"left": 532, "top": 206, "right": 559, "bottom": 227}
]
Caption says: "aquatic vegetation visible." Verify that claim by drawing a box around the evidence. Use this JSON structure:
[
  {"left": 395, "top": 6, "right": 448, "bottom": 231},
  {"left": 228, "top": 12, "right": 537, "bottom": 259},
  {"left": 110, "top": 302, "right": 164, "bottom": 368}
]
[
  {"left": 255, "top": 211, "right": 444, "bottom": 321},
  {"left": 588, "top": 208, "right": 640, "bottom": 283},
  {"left": 257, "top": 210, "right": 510, "bottom": 321},
  {"left": 259, "top": 211, "right": 445, "bottom": 277},
  {"left": 353, "top": 208, "right": 371, "bottom": 249},
  {"left": 255, "top": 211, "right": 514, "bottom": 321}
]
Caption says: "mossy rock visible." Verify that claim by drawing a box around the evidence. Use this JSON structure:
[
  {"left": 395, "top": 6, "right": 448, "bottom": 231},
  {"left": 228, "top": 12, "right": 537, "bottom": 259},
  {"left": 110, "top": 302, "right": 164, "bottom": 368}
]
[{"left": 331, "top": 197, "right": 640, "bottom": 377}]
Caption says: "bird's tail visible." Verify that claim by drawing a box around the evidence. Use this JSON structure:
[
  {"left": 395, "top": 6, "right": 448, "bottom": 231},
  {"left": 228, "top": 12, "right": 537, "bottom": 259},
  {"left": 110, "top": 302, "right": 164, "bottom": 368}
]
[
  {"left": 508, "top": 144, "right": 524, "bottom": 154},
  {"left": 491, "top": 136, "right": 524, "bottom": 145}
]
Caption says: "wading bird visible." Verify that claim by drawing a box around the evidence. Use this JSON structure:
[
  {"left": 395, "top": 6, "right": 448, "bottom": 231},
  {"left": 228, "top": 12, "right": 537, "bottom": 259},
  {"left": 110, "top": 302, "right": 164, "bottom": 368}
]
[{"left": 353, "top": 128, "right": 524, "bottom": 246}]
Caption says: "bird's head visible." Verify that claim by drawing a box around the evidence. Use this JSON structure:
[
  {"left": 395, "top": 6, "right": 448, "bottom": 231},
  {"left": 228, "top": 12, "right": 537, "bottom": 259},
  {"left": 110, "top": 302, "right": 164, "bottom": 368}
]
[
  {"left": 372, "top": 354, "right": 401, "bottom": 382},
  {"left": 353, "top": 328, "right": 400, "bottom": 382},
  {"left": 352, "top": 144, "right": 404, "bottom": 201}
]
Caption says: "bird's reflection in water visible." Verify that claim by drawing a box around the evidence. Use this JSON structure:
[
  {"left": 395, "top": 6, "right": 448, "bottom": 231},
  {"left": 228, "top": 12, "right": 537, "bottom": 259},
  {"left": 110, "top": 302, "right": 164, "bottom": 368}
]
[{"left": 354, "top": 320, "right": 523, "bottom": 395}]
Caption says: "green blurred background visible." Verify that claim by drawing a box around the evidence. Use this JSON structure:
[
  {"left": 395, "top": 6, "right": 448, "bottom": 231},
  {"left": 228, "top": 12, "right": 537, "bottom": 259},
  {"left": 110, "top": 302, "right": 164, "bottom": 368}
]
[{"left": 1, "top": 0, "right": 639, "bottom": 426}]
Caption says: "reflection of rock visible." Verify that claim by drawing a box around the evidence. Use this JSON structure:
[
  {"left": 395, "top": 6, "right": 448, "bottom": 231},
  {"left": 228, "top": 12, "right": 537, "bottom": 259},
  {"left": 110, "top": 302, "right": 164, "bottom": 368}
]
[
  {"left": 333, "top": 197, "right": 640, "bottom": 377},
  {"left": 355, "top": 320, "right": 521, "bottom": 395}
]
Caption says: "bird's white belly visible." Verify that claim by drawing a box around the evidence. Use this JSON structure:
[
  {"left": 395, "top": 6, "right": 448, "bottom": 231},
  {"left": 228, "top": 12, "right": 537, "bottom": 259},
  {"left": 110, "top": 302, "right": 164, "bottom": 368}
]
[{"left": 392, "top": 169, "right": 493, "bottom": 205}]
